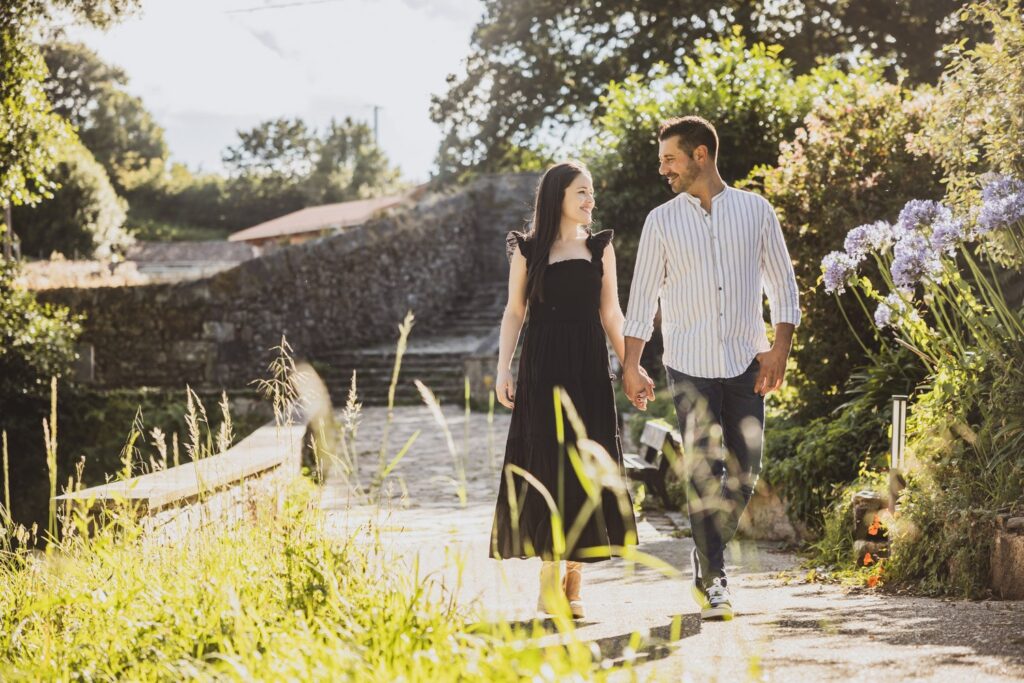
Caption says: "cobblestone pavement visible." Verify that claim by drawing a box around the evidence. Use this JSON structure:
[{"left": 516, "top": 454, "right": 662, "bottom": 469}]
[{"left": 321, "top": 405, "right": 1024, "bottom": 682}]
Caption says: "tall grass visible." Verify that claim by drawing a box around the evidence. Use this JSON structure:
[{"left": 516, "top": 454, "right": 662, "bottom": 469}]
[
  {"left": 0, "top": 314, "right": 684, "bottom": 680},
  {"left": 0, "top": 478, "right": 608, "bottom": 681}
]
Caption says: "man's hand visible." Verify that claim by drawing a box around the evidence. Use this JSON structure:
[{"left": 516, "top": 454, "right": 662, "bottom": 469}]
[
  {"left": 754, "top": 346, "right": 788, "bottom": 396},
  {"left": 623, "top": 365, "right": 656, "bottom": 410}
]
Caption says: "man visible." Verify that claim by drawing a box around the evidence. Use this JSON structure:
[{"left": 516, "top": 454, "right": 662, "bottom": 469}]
[{"left": 622, "top": 116, "right": 800, "bottom": 621}]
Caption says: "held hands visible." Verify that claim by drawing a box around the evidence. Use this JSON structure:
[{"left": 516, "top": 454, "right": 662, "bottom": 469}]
[
  {"left": 754, "top": 346, "right": 788, "bottom": 396},
  {"left": 623, "top": 365, "right": 656, "bottom": 411},
  {"left": 495, "top": 369, "right": 516, "bottom": 409}
]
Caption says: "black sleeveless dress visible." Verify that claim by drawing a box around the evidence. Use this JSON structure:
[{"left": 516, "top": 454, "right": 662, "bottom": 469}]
[{"left": 489, "top": 229, "right": 638, "bottom": 563}]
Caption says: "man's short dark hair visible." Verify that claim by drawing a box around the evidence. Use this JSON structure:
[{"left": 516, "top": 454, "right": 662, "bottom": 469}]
[{"left": 659, "top": 116, "right": 718, "bottom": 159}]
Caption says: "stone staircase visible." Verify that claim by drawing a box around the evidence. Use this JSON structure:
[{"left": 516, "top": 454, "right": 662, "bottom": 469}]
[
  {"left": 308, "top": 172, "right": 541, "bottom": 409},
  {"left": 314, "top": 282, "right": 512, "bottom": 406}
]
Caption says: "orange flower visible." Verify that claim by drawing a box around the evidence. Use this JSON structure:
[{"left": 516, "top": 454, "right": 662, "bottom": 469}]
[
  {"left": 863, "top": 552, "right": 874, "bottom": 565},
  {"left": 868, "top": 515, "right": 883, "bottom": 536}
]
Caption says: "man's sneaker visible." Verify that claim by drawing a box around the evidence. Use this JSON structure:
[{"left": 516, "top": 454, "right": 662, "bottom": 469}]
[
  {"left": 689, "top": 547, "right": 710, "bottom": 610},
  {"left": 702, "top": 577, "right": 734, "bottom": 621}
]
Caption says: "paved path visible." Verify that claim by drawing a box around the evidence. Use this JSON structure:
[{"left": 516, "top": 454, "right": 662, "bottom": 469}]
[{"left": 321, "top": 405, "right": 1024, "bottom": 682}]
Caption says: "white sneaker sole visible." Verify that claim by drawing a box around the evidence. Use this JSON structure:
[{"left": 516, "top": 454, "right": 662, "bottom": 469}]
[
  {"left": 692, "top": 584, "right": 733, "bottom": 620},
  {"left": 701, "top": 604, "right": 734, "bottom": 620}
]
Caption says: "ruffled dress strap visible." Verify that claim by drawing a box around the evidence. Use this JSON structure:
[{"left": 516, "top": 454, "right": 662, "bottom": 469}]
[
  {"left": 506, "top": 230, "right": 531, "bottom": 264},
  {"left": 586, "top": 229, "right": 614, "bottom": 273}
]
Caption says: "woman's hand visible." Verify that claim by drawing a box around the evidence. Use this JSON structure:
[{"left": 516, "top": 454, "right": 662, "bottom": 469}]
[{"left": 495, "top": 369, "right": 516, "bottom": 409}]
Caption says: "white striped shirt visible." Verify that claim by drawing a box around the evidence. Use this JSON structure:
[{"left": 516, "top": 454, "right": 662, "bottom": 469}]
[{"left": 623, "top": 185, "right": 801, "bottom": 379}]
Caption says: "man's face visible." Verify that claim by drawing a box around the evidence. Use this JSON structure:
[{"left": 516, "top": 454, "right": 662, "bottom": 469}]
[{"left": 658, "top": 136, "right": 701, "bottom": 194}]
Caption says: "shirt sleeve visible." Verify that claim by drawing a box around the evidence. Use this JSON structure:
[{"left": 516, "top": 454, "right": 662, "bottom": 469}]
[
  {"left": 623, "top": 212, "right": 666, "bottom": 340},
  {"left": 760, "top": 201, "right": 802, "bottom": 327}
]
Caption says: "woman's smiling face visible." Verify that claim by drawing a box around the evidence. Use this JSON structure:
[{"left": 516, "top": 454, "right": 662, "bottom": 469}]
[{"left": 562, "top": 172, "right": 596, "bottom": 226}]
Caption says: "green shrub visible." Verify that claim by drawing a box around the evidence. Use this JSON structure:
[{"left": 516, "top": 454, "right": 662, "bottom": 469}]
[
  {"left": 0, "top": 260, "right": 80, "bottom": 400},
  {"left": 750, "top": 76, "right": 944, "bottom": 418},
  {"left": 12, "top": 136, "right": 131, "bottom": 258},
  {"left": 762, "top": 345, "right": 924, "bottom": 531}
]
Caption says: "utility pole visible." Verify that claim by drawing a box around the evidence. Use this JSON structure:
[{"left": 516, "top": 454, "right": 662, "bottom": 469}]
[{"left": 372, "top": 105, "right": 381, "bottom": 147}]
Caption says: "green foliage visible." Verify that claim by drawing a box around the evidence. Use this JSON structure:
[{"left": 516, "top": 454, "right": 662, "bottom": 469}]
[
  {"left": 585, "top": 33, "right": 876, "bottom": 297},
  {"left": 0, "top": 260, "right": 81, "bottom": 400},
  {"left": 41, "top": 40, "right": 168, "bottom": 194},
  {"left": 0, "top": 479, "right": 607, "bottom": 680},
  {"left": 130, "top": 117, "right": 405, "bottom": 235},
  {"left": 750, "top": 76, "right": 943, "bottom": 417},
  {"left": 1, "top": 384, "right": 268, "bottom": 541},
  {"left": 909, "top": 0, "right": 1024, "bottom": 266},
  {"left": 220, "top": 117, "right": 404, "bottom": 230},
  {"left": 810, "top": 474, "right": 888, "bottom": 570},
  {"left": 0, "top": 1, "right": 141, "bottom": 212},
  {"left": 762, "top": 345, "right": 925, "bottom": 530},
  {"left": 12, "top": 136, "right": 131, "bottom": 258},
  {"left": 881, "top": 356, "right": 1022, "bottom": 597},
  {"left": 816, "top": 2, "right": 1024, "bottom": 596},
  {"left": 431, "top": 0, "right": 986, "bottom": 179},
  {"left": 0, "top": 18, "right": 73, "bottom": 210},
  {"left": 124, "top": 163, "right": 231, "bottom": 238}
]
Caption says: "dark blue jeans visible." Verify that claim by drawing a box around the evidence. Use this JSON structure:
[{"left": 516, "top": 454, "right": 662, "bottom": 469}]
[{"left": 666, "top": 359, "right": 764, "bottom": 584}]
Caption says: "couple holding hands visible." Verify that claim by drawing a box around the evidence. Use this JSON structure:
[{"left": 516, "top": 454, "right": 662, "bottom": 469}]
[{"left": 488, "top": 116, "right": 801, "bottom": 622}]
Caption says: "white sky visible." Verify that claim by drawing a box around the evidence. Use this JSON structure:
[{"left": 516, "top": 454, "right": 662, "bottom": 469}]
[{"left": 65, "top": 0, "right": 485, "bottom": 182}]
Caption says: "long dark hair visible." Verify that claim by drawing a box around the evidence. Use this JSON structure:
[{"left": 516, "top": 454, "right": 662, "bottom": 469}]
[{"left": 523, "top": 160, "right": 589, "bottom": 303}]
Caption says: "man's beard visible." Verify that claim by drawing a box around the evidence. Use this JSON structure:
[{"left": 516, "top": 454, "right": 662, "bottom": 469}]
[{"left": 670, "top": 170, "right": 698, "bottom": 193}]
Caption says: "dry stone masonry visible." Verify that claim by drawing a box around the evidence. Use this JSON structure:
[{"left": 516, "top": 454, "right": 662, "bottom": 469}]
[{"left": 39, "top": 174, "right": 540, "bottom": 395}]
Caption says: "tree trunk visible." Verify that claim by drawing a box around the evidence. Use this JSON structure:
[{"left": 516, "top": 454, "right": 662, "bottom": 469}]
[{"left": 2, "top": 203, "right": 12, "bottom": 260}]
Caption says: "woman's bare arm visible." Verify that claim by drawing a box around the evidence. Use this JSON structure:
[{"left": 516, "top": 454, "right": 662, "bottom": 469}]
[
  {"left": 495, "top": 245, "right": 528, "bottom": 407},
  {"left": 599, "top": 244, "right": 626, "bottom": 366}
]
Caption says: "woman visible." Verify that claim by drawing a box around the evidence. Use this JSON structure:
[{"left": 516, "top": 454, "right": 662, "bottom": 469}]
[{"left": 490, "top": 161, "right": 641, "bottom": 619}]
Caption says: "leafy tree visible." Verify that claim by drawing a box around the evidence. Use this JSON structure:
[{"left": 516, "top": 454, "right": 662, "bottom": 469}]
[
  {"left": 1, "top": 0, "right": 140, "bottom": 254},
  {"left": 584, "top": 33, "right": 876, "bottom": 295},
  {"left": 308, "top": 118, "right": 403, "bottom": 203},
  {"left": 219, "top": 117, "right": 405, "bottom": 230},
  {"left": 125, "top": 163, "right": 230, "bottom": 238},
  {"left": 42, "top": 40, "right": 168, "bottom": 193},
  {"left": 223, "top": 117, "right": 316, "bottom": 182},
  {"left": 0, "top": 16, "right": 73, "bottom": 214},
  {"left": 431, "top": 0, "right": 986, "bottom": 179},
  {"left": 750, "top": 77, "right": 943, "bottom": 416},
  {"left": 910, "top": 0, "right": 1024, "bottom": 205},
  {"left": 12, "top": 137, "right": 131, "bottom": 258}
]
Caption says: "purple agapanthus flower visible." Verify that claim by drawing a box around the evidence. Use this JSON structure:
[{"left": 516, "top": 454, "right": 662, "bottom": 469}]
[
  {"left": 845, "top": 220, "right": 895, "bottom": 259},
  {"left": 929, "top": 214, "right": 966, "bottom": 256},
  {"left": 874, "top": 291, "right": 918, "bottom": 329},
  {"left": 976, "top": 174, "right": 1024, "bottom": 235},
  {"left": 821, "top": 250, "right": 858, "bottom": 294},
  {"left": 897, "top": 199, "right": 952, "bottom": 236},
  {"left": 891, "top": 233, "right": 941, "bottom": 288}
]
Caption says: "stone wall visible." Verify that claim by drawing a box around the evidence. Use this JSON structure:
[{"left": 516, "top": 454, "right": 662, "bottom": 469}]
[{"left": 39, "top": 174, "right": 540, "bottom": 390}]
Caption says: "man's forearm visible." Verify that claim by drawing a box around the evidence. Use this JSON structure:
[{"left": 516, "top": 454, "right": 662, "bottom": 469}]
[
  {"left": 772, "top": 323, "right": 795, "bottom": 353},
  {"left": 624, "top": 336, "right": 647, "bottom": 370}
]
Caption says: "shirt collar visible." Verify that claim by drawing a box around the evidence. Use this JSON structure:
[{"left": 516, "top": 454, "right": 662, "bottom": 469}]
[{"left": 678, "top": 184, "right": 730, "bottom": 207}]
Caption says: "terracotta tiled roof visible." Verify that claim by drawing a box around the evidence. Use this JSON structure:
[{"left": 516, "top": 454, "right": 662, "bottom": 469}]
[{"left": 227, "top": 193, "right": 412, "bottom": 243}]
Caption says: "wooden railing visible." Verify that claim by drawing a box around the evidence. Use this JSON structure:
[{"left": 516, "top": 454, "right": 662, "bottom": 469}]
[{"left": 55, "top": 421, "right": 308, "bottom": 539}]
